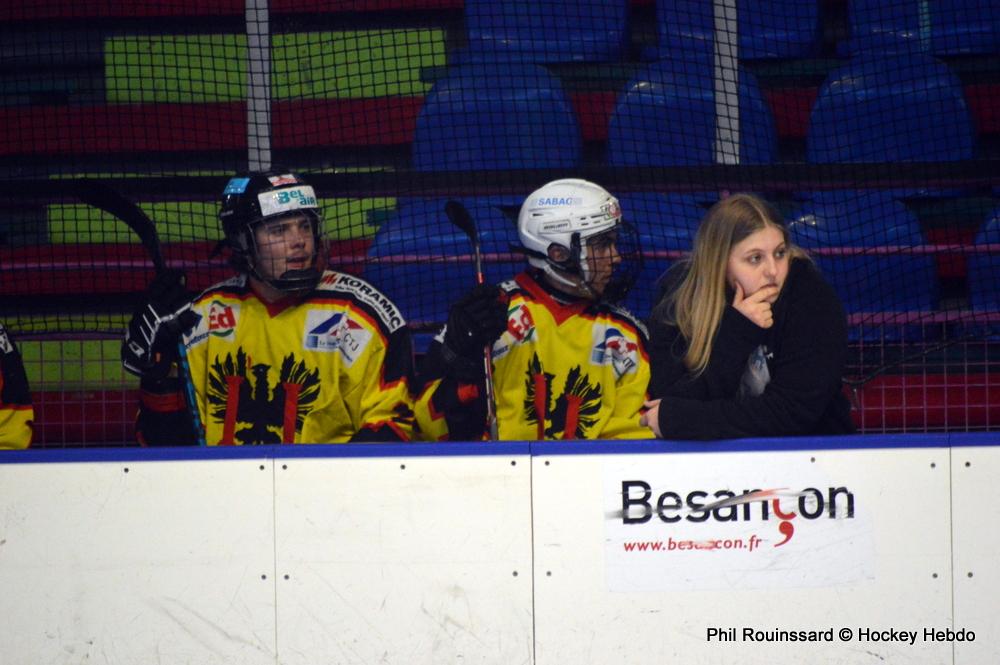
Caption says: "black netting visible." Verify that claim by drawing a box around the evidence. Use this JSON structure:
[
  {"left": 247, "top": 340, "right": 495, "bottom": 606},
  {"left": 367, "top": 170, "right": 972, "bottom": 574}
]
[{"left": 1, "top": 0, "right": 998, "bottom": 443}]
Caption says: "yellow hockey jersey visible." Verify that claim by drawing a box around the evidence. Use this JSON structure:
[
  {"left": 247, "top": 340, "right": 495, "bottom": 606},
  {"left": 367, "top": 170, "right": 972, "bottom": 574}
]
[
  {"left": 137, "top": 271, "right": 415, "bottom": 445},
  {"left": 0, "top": 322, "right": 32, "bottom": 450},
  {"left": 414, "top": 271, "right": 652, "bottom": 441}
]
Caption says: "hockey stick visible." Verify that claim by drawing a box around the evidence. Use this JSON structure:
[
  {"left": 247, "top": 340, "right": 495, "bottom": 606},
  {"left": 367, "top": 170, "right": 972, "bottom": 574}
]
[
  {"left": 71, "top": 180, "right": 207, "bottom": 446},
  {"left": 445, "top": 199, "right": 500, "bottom": 441}
]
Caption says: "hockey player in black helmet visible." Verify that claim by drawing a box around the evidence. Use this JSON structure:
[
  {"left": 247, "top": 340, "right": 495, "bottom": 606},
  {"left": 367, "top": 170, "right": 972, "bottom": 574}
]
[
  {"left": 122, "top": 169, "right": 416, "bottom": 445},
  {"left": 218, "top": 171, "right": 326, "bottom": 298},
  {"left": 413, "top": 178, "right": 652, "bottom": 442}
]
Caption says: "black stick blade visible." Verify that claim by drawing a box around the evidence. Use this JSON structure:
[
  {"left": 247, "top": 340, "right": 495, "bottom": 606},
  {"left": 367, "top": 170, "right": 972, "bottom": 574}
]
[
  {"left": 445, "top": 199, "right": 477, "bottom": 242},
  {"left": 71, "top": 180, "right": 165, "bottom": 273}
]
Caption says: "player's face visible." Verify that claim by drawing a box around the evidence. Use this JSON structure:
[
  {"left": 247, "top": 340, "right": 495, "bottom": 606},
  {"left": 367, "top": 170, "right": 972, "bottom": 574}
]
[
  {"left": 585, "top": 230, "right": 621, "bottom": 297},
  {"left": 252, "top": 213, "right": 316, "bottom": 281},
  {"left": 726, "top": 224, "right": 789, "bottom": 303}
]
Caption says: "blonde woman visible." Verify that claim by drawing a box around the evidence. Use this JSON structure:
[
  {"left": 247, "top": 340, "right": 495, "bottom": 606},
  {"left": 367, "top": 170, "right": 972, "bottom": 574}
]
[{"left": 641, "top": 193, "right": 854, "bottom": 439}]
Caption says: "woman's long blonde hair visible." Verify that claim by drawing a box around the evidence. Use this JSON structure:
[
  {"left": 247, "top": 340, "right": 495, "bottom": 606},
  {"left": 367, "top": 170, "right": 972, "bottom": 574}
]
[{"left": 656, "top": 193, "right": 807, "bottom": 375}]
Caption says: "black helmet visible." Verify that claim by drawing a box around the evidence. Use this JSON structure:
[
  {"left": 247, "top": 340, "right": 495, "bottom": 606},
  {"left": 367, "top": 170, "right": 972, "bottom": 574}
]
[{"left": 218, "top": 170, "right": 325, "bottom": 295}]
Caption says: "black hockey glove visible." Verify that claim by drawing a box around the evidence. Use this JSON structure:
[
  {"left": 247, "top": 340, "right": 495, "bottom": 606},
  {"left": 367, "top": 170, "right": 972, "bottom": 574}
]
[
  {"left": 443, "top": 284, "right": 509, "bottom": 360},
  {"left": 122, "top": 269, "right": 199, "bottom": 379}
]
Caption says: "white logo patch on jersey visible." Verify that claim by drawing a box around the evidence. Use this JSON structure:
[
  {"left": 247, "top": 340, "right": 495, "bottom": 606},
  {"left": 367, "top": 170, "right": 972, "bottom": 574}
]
[
  {"left": 591, "top": 325, "right": 639, "bottom": 378},
  {"left": 303, "top": 310, "right": 372, "bottom": 366},
  {"left": 207, "top": 300, "right": 239, "bottom": 338},
  {"left": 0, "top": 326, "right": 13, "bottom": 354},
  {"left": 320, "top": 273, "right": 405, "bottom": 333},
  {"left": 492, "top": 303, "right": 533, "bottom": 361}
]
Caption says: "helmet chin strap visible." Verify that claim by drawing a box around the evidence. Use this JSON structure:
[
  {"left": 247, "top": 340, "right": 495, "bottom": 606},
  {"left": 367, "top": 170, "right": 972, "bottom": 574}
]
[
  {"left": 542, "top": 233, "right": 601, "bottom": 301},
  {"left": 269, "top": 270, "right": 322, "bottom": 295},
  {"left": 543, "top": 261, "right": 600, "bottom": 301}
]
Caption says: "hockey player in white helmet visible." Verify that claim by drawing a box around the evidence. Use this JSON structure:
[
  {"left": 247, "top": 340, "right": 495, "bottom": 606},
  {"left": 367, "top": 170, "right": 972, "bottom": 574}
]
[
  {"left": 413, "top": 178, "right": 652, "bottom": 441},
  {"left": 517, "top": 178, "right": 641, "bottom": 302}
]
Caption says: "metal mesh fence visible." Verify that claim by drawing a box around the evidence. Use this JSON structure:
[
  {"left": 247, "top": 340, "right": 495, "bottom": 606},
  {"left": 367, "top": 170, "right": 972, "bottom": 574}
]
[{"left": 1, "top": 0, "right": 998, "bottom": 444}]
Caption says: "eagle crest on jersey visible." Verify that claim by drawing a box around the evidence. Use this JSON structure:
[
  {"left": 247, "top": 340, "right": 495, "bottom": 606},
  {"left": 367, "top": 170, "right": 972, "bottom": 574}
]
[
  {"left": 205, "top": 347, "right": 321, "bottom": 445},
  {"left": 523, "top": 352, "right": 603, "bottom": 439}
]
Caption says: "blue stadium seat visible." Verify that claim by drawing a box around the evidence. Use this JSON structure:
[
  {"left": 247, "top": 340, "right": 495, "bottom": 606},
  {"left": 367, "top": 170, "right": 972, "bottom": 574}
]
[
  {"left": 967, "top": 206, "right": 1000, "bottom": 316},
  {"left": 411, "top": 63, "right": 582, "bottom": 172},
  {"left": 618, "top": 193, "right": 703, "bottom": 317},
  {"left": 788, "top": 191, "right": 939, "bottom": 341},
  {"left": 460, "top": 0, "right": 629, "bottom": 64},
  {"left": 364, "top": 197, "right": 522, "bottom": 351},
  {"left": 607, "top": 57, "right": 777, "bottom": 167},
  {"left": 932, "top": 0, "right": 1000, "bottom": 55},
  {"left": 844, "top": 0, "right": 999, "bottom": 56},
  {"left": 806, "top": 53, "right": 975, "bottom": 199},
  {"left": 651, "top": 0, "right": 820, "bottom": 60},
  {"left": 807, "top": 53, "right": 974, "bottom": 165},
  {"left": 842, "top": 0, "right": 929, "bottom": 55}
]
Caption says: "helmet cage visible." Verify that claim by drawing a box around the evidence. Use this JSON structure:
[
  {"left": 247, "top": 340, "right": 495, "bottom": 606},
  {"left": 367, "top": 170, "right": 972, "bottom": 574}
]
[
  {"left": 241, "top": 211, "right": 327, "bottom": 295},
  {"left": 219, "top": 172, "right": 326, "bottom": 295},
  {"left": 595, "top": 220, "right": 642, "bottom": 304},
  {"left": 547, "top": 222, "right": 641, "bottom": 303}
]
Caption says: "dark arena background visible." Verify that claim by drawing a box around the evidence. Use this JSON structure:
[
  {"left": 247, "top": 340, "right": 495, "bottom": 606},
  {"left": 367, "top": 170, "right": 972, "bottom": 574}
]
[{"left": 1, "top": 0, "right": 999, "bottom": 445}]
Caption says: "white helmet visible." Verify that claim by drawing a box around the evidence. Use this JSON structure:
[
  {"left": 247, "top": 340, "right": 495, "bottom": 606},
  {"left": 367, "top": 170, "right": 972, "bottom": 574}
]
[{"left": 517, "top": 178, "right": 638, "bottom": 300}]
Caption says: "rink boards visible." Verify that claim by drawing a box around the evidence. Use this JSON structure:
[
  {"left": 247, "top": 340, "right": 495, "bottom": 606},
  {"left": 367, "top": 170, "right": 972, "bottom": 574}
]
[{"left": 0, "top": 433, "right": 996, "bottom": 664}]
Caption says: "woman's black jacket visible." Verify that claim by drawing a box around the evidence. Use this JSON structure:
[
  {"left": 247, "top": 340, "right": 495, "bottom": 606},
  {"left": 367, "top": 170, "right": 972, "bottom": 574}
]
[{"left": 647, "top": 258, "right": 855, "bottom": 440}]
